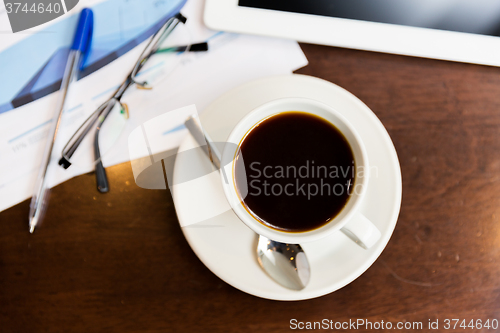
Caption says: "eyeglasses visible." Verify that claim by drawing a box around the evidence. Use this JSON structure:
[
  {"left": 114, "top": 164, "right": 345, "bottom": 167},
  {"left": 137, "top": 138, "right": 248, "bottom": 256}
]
[{"left": 58, "top": 13, "right": 207, "bottom": 193}]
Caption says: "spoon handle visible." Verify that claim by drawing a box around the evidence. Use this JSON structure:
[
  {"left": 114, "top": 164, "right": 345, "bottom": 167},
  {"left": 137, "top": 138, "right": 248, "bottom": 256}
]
[
  {"left": 185, "top": 116, "right": 221, "bottom": 169},
  {"left": 184, "top": 115, "right": 310, "bottom": 290}
]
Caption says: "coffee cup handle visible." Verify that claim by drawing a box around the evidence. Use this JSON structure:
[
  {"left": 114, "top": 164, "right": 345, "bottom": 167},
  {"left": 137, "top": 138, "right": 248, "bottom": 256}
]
[{"left": 341, "top": 212, "right": 381, "bottom": 249}]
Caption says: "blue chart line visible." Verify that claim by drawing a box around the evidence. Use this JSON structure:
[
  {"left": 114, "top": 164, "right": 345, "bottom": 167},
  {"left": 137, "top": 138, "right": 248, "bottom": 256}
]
[
  {"left": 8, "top": 119, "right": 53, "bottom": 143},
  {"left": 7, "top": 103, "right": 82, "bottom": 143},
  {"left": 91, "top": 84, "right": 120, "bottom": 101},
  {"left": 67, "top": 103, "right": 82, "bottom": 113},
  {"left": 90, "top": 60, "right": 165, "bottom": 102},
  {"left": 135, "top": 61, "right": 165, "bottom": 77},
  {"left": 163, "top": 123, "right": 185, "bottom": 135},
  {"left": 0, "top": 0, "right": 187, "bottom": 115},
  {"left": 207, "top": 31, "right": 224, "bottom": 41}
]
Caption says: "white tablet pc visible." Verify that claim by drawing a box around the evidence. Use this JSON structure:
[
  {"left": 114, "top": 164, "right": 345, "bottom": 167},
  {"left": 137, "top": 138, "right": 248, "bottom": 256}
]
[{"left": 204, "top": 0, "right": 500, "bottom": 67}]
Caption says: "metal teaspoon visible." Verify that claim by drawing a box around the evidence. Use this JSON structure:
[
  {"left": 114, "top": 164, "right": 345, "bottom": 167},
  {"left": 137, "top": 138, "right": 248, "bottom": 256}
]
[{"left": 185, "top": 115, "right": 310, "bottom": 290}]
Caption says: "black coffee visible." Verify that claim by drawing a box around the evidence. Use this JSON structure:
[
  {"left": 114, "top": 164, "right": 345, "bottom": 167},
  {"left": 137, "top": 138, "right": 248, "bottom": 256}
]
[{"left": 234, "top": 111, "right": 355, "bottom": 232}]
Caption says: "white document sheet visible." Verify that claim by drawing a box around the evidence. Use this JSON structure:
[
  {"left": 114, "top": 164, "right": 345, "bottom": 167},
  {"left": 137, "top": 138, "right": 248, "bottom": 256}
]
[{"left": 0, "top": 0, "right": 308, "bottom": 212}]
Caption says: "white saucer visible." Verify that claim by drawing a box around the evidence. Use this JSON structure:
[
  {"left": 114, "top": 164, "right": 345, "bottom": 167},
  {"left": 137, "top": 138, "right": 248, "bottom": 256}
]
[{"left": 172, "top": 74, "right": 402, "bottom": 300}]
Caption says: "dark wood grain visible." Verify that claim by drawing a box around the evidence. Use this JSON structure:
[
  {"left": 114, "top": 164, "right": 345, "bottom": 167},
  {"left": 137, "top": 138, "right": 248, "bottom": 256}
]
[{"left": 2, "top": 44, "right": 500, "bottom": 332}]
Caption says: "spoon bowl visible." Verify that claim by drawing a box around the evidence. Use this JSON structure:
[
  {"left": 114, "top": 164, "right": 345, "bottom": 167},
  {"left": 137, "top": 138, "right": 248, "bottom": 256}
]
[{"left": 257, "top": 235, "right": 310, "bottom": 290}]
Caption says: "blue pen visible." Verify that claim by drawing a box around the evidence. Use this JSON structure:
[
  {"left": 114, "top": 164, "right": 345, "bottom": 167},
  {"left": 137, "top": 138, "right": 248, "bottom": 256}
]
[{"left": 29, "top": 8, "right": 93, "bottom": 233}]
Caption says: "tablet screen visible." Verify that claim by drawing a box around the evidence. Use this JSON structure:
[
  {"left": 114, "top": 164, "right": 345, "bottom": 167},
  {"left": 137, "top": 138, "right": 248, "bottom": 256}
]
[{"left": 239, "top": 0, "right": 500, "bottom": 37}]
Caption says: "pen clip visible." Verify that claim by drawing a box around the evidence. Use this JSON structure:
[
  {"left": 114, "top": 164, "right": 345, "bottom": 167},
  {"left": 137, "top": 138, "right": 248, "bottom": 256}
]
[{"left": 71, "top": 8, "right": 94, "bottom": 71}]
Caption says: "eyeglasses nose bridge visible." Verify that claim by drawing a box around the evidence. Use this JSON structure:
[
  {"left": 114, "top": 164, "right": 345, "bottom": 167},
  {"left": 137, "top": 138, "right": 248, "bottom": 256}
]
[
  {"left": 136, "top": 83, "right": 153, "bottom": 90},
  {"left": 120, "top": 102, "right": 130, "bottom": 119}
]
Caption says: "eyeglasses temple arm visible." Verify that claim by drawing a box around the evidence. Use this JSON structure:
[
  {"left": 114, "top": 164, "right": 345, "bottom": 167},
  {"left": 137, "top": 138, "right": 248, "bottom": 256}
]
[
  {"left": 93, "top": 93, "right": 124, "bottom": 192},
  {"left": 130, "top": 15, "right": 183, "bottom": 79},
  {"left": 155, "top": 42, "right": 208, "bottom": 54},
  {"left": 59, "top": 78, "right": 130, "bottom": 168},
  {"left": 93, "top": 13, "right": 186, "bottom": 190},
  {"left": 59, "top": 102, "right": 106, "bottom": 168},
  {"left": 94, "top": 123, "right": 109, "bottom": 193}
]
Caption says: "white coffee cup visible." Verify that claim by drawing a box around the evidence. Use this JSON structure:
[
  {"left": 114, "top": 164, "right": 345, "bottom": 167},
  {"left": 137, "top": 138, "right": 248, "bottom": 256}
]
[{"left": 220, "top": 98, "right": 381, "bottom": 248}]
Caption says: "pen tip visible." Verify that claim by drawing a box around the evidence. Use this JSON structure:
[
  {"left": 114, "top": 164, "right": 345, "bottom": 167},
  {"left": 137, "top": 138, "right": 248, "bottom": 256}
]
[{"left": 29, "top": 216, "right": 36, "bottom": 233}]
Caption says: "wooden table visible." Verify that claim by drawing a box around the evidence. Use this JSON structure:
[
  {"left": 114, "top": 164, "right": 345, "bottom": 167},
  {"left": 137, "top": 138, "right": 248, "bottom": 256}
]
[{"left": 1, "top": 44, "right": 500, "bottom": 332}]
